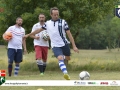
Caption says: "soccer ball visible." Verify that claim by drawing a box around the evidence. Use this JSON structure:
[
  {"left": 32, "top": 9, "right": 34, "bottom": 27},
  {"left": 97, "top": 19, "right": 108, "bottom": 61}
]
[
  {"left": 79, "top": 71, "right": 90, "bottom": 80},
  {"left": 3, "top": 32, "right": 12, "bottom": 40},
  {"left": 42, "top": 31, "right": 49, "bottom": 41}
]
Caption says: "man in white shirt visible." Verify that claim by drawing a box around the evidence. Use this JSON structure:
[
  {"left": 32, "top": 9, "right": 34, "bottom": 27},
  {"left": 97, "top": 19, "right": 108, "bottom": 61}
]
[
  {"left": 25, "top": 7, "right": 79, "bottom": 80},
  {"left": 30, "top": 14, "right": 49, "bottom": 75},
  {"left": 3, "top": 17, "right": 27, "bottom": 77}
]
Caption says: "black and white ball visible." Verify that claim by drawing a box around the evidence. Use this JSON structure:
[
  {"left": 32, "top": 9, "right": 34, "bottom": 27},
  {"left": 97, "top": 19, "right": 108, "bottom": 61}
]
[
  {"left": 79, "top": 71, "right": 90, "bottom": 80},
  {"left": 42, "top": 31, "right": 49, "bottom": 41}
]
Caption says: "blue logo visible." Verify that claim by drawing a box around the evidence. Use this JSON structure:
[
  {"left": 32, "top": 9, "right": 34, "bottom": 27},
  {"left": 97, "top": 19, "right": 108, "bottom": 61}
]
[
  {"left": 74, "top": 81, "right": 86, "bottom": 85},
  {"left": 115, "top": 8, "right": 120, "bottom": 18},
  {"left": 115, "top": 5, "right": 120, "bottom": 18}
]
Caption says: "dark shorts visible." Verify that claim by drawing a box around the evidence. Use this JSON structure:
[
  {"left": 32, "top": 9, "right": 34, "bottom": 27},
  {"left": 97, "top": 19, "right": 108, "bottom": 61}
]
[
  {"left": 7, "top": 48, "right": 23, "bottom": 63},
  {"left": 52, "top": 44, "right": 71, "bottom": 58}
]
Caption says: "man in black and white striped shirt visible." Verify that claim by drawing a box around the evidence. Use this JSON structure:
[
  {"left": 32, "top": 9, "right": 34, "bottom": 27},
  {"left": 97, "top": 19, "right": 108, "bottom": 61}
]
[{"left": 25, "top": 7, "right": 79, "bottom": 80}]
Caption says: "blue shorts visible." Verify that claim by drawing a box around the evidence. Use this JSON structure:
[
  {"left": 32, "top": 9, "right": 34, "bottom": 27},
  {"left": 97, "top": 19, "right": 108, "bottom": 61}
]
[
  {"left": 52, "top": 44, "right": 71, "bottom": 58},
  {"left": 7, "top": 48, "right": 23, "bottom": 63}
]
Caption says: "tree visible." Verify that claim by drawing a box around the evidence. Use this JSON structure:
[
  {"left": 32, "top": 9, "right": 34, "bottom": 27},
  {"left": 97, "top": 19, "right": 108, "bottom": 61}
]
[
  {"left": 110, "top": 16, "right": 120, "bottom": 51},
  {"left": 0, "top": 0, "right": 118, "bottom": 52}
]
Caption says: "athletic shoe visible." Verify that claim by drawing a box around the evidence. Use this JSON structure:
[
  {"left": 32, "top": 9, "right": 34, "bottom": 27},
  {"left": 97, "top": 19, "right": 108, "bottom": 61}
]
[
  {"left": 40, "top": 73, "right": 44, "bottom": 76},
  {"left": 64, "top": 74, "right": 70, "bottom": 80}
]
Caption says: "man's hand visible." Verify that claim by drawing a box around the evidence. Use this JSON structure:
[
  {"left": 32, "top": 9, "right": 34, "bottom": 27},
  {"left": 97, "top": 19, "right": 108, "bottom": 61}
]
[
  {"left": 73, "top": 46, "right": 79, "bottom": 53},
  {"left": 23, "top": 49, "right": 27, "bottom": 55},
  {"left": 34, "top": 36, "right": 40, "bottom": 40},
  {"left": 2, "top": 34, "right": 10, "bottom": 42}
]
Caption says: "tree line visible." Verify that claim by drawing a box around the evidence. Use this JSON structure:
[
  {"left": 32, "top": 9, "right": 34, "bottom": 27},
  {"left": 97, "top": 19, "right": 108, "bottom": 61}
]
[{"left": 0, "top": 0, "right": 119, "bottom": 52}]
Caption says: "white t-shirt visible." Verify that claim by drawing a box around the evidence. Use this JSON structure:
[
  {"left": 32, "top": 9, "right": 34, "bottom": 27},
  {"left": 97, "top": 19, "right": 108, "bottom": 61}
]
[
  {"left": 42, "top": 19, "right": 70, "bottom": 48},
  {"left": 6, "top": 25, "right": 25, "bottom": 49},
  {"left": 31, "top": 22, "right": 49, "bottom": 47}
]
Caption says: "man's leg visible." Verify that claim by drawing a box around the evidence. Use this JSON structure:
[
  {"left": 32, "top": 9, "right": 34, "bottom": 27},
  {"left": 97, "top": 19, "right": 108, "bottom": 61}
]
[
  {"left": 42, "top": 46, "right": 48, "bottom": 73},
  {"left": 36, "top": 59, "right": 44, "bottom": 75},
  {"left": 57, "top": 55, "right": 68, "bottom": 74},
  {"left": 43, "top": 62, "right": 47, "bottom": 73},
  {"left": 58, "top": 55, "right": 70, "bottom": 80},
  {"left": 64, "top": 56, "right": 70, "bottom": 66},
  {"left": 52, "top": 47, "right": 70, "bottom": 80},
  {"left": 62, "top": 44, "right": 71, "bottom": 66},
  {"left": 35, "top": 46, "right": 44, "bottom": 75},
  {"left": 8, "top": 63, "right": 13, "bottom": 77},
  {"left": 7, "top": 48, "right": 15, "bottom": 77},
  {"left": 14, "top": 49, "right": 22, "bottom": 76},
  {"left": 14, "top": 63, "right": 20, "bottom": 76}
]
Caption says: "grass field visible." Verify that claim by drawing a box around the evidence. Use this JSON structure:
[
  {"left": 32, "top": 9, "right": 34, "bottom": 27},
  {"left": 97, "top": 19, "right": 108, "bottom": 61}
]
[{"left": 0, "top": 45, "right": 120, "bottom": 90}]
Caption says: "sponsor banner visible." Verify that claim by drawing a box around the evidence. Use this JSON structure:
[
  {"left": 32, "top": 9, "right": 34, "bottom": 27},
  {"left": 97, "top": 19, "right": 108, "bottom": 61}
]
[
  {"left": 0, "top": 70, "right": 119, "bottom": 86},
  {"left": 1, "top": 80, "right": 120, "bottom": 86}
]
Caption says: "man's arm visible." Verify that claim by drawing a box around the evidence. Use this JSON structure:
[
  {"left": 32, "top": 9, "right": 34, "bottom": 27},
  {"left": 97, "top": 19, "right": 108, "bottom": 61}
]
[
  {"left": 30, "top": 25, "right": 40, "bottom": 39},
  {"left": 30, "top": 35, "right": 39, "bottom": 40},
  {"left": 3, "top": 27, "right": 11, "bottom": 41},
  {"left": 22, "top": 37, "right": 27, "bottom": 54},
  {"left": 25, "top": 28, "right": 44, "bottom": 38},
  {"left": 66, "top": 30, "right": 79, "bottom": 53}
]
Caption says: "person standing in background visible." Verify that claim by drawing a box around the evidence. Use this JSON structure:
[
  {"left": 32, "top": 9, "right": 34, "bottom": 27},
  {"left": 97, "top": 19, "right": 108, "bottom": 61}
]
[
  {"left": 3, "top": 17, "right": 27, "bottom": 77},
  {"left": 30, "top": 14, "right": 49, "bottom": 75}
]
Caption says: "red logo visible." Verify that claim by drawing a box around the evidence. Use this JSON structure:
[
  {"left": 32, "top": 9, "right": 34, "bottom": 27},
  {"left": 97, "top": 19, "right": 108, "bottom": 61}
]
[
  {"left": 100, "top": 82, "right": 108, "bottom": 85},
  {"left": 0, "top": 70, "right": 6, "bottom": 77}
]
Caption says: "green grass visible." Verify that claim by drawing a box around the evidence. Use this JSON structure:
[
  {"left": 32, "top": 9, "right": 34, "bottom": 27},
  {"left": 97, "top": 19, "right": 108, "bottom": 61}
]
[
  {"left": 1, "top": 86, "right": 120, "bottom": 90},
  {"left": 4, "top": 71, "right": 120, "bottom": 80},
  {"left": 1, "top": 45, "right": 120, "bottom": 90}
]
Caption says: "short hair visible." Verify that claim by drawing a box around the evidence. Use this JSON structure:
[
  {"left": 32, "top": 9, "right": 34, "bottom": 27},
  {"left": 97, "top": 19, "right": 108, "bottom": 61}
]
[
  {"left": 39, "top": 13, "right": 45, "bottom": 16},
  {"left": 16, "top": 17, "right": 22, "bottom": 21},
  {"left": 50, "top": 7, "right": 59, "bottom": 14}
]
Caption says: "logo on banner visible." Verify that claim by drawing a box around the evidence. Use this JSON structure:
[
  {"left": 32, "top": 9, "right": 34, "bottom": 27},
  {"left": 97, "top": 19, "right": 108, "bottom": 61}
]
[
  {"left": 110, "top": 81, "right": 118, "bottom": 86},
  {"left": 100, "top": 82, "right": 108, "bottom": 85},
  {"left": 74, "top": 81, "right": 86, "bottom": 85},
  {"left": 88, "top": 82, "right": 99, "bottom": 85},
  {"left": 115, "top": 5, "right": 120, "bottom": 18},
  {"left": 0, "top": 70, "right": 6, "bottom": 85}
]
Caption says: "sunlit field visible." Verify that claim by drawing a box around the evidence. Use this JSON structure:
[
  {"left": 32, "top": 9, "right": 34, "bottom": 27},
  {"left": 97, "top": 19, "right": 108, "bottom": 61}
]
[{"left": 0, "top": 45, "right": 120, "bottom": 90}]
